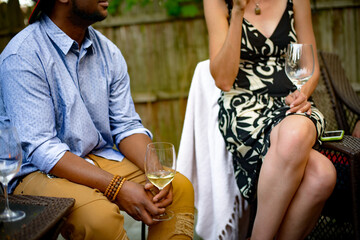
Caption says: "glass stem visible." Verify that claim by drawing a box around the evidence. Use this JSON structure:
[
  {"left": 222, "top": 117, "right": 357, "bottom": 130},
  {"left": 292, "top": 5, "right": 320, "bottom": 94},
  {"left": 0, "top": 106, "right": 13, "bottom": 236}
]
[{"left": 2, "top": 183, "right": 11, "bottom": 213}]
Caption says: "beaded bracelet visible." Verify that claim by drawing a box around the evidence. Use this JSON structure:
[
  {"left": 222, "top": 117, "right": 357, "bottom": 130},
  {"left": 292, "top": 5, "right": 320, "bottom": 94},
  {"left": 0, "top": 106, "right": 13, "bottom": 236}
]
[
  {"left": 104, "top": 175, "right": 120, "bottom": 197},
  {"left": 104, "top": 176, "right": 116, "bottom": 196},
  {"left": 111, "top": 177, "right": 126, "bottom": 202},
  {"left": 104, "top": 175, "right": 126, "bottom": 201},
  {"left": 105, "top": 175, "right": 122, "bottom": 200}
]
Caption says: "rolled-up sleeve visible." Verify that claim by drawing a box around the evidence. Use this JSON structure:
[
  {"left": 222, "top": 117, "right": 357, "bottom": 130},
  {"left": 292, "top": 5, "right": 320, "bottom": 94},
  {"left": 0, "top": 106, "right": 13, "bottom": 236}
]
[{"left": 108, "top": 48, "right": 153, "bottom": 145}]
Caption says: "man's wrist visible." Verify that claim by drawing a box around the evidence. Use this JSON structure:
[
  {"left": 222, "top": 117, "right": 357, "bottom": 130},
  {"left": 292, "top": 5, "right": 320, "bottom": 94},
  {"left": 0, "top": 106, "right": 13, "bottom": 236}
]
[{"left": 104, "top": 175, "right": 126, "bottom": 202}]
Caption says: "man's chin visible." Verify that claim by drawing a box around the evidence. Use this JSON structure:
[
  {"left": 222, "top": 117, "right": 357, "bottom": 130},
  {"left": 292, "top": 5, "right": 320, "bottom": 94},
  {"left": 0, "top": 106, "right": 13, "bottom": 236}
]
[
  {"left": 99, "top": 13, "right": 108, "bottom": 22},
  {"left": 99, "top": 10, "right": 108, "bottom": 21},
  {"left": 90, "top": 12, "right": 108, "bottom": 24}
]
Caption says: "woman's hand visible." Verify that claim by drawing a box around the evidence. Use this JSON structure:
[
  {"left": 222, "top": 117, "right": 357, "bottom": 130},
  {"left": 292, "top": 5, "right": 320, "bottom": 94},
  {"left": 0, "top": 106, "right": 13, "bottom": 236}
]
[
  {"left": 232, "top": 0, "right": 251, "bottom": 12},
  {"left": 115, "top": 181, "right": 165, "bottom": 225},
  {"left": 285, "top": 90, "right": 312, "bottom": 115}
]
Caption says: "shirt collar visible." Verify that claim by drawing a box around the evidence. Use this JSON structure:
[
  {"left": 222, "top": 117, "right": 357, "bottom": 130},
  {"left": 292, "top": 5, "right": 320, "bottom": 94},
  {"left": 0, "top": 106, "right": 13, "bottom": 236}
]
[{"left": 40, "top": 15, "right": 94, "bottom": 55}]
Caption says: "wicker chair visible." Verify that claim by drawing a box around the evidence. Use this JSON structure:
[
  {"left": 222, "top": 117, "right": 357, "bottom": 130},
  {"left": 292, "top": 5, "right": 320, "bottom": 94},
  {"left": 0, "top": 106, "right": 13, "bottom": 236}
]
[
  {"left": 246, "top": 51, "right": 360, "bottom": 240},
  {"left": 306, "top": 51, "right": 360, "bottom": 240}
]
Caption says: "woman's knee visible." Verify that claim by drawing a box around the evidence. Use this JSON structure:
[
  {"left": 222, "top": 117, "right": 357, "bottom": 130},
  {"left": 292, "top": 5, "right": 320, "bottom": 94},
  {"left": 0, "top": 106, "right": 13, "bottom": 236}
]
[{"left": 270, "top": 117, "right": 316, "bottom": 163}]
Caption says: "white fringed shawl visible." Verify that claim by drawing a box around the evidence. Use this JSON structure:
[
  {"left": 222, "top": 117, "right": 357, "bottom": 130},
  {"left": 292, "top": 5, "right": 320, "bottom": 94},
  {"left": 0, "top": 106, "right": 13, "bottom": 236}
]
[{"left": 177, "top": 60, "right": 250, "bottom": 240}]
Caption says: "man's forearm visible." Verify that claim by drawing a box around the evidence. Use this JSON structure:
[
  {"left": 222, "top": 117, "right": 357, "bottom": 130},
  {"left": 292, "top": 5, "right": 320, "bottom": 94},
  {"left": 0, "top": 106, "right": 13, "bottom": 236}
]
[
  {"left": 118, "top": 133, "right": 152, "bottom": 172},
  {"left": 49, "top": 151, "right": 113, "bottom": 193},
  {"left": 49, "top": 133, "right": 152, "bottom": 192}
]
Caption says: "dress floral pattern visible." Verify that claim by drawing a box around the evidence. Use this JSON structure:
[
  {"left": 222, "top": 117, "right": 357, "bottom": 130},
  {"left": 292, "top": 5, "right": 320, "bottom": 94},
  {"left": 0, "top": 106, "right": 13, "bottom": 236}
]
[{"left": 218, "top": 0, "right": 326, "bottom": 202}]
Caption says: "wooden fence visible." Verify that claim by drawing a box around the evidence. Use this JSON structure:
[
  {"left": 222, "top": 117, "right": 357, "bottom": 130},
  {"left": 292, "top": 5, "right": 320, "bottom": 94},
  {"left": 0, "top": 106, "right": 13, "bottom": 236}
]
[
  {"left": 0, "top": 0, "right": 25, "bottom": 52},
  {"left": 0, "top": 0, "right": 359, "bottom": 149},
  {"left": 93, "top": 14, "right": 209, "bottom": 147}
]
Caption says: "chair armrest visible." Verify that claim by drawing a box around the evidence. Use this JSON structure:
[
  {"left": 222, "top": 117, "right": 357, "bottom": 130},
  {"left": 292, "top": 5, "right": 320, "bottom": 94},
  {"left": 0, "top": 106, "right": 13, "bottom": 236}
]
[{"left": 321, "top": 135, "right": 360, "bottom": 156}]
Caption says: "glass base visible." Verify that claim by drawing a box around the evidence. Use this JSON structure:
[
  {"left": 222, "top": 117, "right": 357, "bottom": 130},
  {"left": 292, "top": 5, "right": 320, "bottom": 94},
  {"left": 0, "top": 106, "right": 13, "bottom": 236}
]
[
  {"left": 0, "top": 209, "right": 26, "bottom": 222},
  {"left": 153, "top": 210, "right": 174, "bottom": 221}
]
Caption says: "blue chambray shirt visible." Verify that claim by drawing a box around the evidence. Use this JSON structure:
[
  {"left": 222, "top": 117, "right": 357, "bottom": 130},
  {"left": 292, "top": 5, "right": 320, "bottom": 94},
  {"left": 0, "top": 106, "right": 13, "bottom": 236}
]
[{"left": 0, "top": 15, "right": 152, "bottom": 193}]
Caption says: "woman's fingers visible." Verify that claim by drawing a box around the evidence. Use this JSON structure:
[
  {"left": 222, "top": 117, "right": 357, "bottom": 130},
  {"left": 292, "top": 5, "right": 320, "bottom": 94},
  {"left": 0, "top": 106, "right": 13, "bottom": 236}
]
[{"left": 286, "top": 90, "right": 312, "bottom": 114}]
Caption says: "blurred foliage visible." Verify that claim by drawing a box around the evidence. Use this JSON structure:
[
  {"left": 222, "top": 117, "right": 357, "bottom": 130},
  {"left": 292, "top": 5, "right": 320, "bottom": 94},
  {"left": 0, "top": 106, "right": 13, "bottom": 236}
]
[{"left": 108, "top": 0, "right": 203, "bottom": 17}]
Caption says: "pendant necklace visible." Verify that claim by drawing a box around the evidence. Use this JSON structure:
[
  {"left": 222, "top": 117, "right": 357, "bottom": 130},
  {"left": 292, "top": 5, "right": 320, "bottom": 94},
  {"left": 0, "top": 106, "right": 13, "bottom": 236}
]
[{"left": 255, "top": 1, "right": 261, "bottom": 15}]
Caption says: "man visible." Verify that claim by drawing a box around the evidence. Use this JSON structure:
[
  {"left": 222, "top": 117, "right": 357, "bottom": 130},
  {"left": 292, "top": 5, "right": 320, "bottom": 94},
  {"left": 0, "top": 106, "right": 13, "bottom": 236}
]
[{"left": 0, "top": 0, "right": 194, "bottom": 239}]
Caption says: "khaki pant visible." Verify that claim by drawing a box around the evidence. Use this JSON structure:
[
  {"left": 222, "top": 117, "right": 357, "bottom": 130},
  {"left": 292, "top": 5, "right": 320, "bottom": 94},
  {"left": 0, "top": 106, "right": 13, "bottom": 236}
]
[{"left": 14, "top": 155, "right": 195, "bottom": 240}]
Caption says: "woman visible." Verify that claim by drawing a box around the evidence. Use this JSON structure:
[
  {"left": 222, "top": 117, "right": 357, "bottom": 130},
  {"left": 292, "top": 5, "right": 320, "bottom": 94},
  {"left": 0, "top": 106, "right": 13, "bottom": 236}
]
[{"left": 203, "top": 0, "right": 337, "bottom": 239}]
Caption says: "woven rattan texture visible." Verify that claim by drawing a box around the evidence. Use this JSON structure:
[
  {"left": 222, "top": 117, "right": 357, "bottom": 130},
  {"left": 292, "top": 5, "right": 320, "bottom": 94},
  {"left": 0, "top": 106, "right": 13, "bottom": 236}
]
[
  {"left": 319, "top": 52, "right": 360, "bottom": 135},
  {"left": 308, "top": 135, "right": 360, "bottom": 240},
  {"left": 0, "top": 195, "right": 74, "bottom": 240},
  {"left": 312, "top": 65, "right": 339, "bottom": 131},
  {"left": 304, "top": 51, "right": 360, "bottom": 240},
  {"left": 320, "top": 52, "right": 360, "bottom": 116}
]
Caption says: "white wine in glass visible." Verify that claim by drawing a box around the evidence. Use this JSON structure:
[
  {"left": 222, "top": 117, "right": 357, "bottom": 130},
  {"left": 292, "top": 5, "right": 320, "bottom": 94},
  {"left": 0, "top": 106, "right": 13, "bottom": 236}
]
[
  {"left": 145, "top": 142, "right": 176, "bottom": 221},
  {"left": 0, "top": 126, "right": 26, "bottom": 222},
  {"left": 285, "top": 43, "right": 315, "bottom": 91}
]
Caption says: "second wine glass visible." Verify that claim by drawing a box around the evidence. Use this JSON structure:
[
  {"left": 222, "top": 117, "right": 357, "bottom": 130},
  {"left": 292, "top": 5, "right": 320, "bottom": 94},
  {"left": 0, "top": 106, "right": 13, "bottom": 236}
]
[
  {"left": 145, "top": 142, "right": 176, "bottom": 221},
  {"left": 0, "top": 126, "right": 26, "bottom": 222},
  {"left": 285, "top": 43, "right": 315, "bottom": 91}
]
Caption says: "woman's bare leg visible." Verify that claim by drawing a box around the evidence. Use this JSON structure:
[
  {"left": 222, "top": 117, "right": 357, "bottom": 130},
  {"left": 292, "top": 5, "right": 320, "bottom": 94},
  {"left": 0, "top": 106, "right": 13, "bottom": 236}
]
[
  {"left": 251, "top": 115, "right": 319, "bottom": 240},
  {"left": 276, "top": 150, "right": 336, "bottom": 239}
]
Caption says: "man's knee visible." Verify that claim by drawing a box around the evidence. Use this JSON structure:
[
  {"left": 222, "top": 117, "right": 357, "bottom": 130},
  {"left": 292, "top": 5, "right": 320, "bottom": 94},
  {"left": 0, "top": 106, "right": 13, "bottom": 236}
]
[
  {"left": 148, "top": 173, "right": 195, "bottom": 240},
  {"left": 172, "top": 173, "right": 194, "bottom": 208},
  {"left": 62, "top": 199, "right": 127, "bottom": 240}
]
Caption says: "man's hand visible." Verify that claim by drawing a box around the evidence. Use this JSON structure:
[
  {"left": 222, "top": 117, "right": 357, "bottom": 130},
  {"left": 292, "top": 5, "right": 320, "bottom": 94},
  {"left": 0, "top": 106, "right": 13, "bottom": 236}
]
[
  {"left": 144, "top": 182, "right": 173, "bottom": 208},
  {"left": 115, "top": 181, "right": 165, "bottom": 225},
  {"left": 117, "top": 134, "right": 175, "bottom": 223}
]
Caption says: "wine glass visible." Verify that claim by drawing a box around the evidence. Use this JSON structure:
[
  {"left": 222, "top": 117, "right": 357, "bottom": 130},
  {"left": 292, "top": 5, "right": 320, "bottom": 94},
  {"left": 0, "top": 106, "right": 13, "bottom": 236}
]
[
  {"left": 145, "top": 142, "right": 176, "bottom": 221},
  {"left": 285, "top": 43, "right": 315, "bottom": 91},
  {"left": 0, "top": 126, "right": 25, "bottom": 222}
]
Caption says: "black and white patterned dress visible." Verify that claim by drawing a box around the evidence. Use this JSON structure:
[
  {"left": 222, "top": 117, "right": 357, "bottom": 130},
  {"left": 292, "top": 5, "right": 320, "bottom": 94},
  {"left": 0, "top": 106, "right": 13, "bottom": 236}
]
[{"left": 218, "top": 0, "right": 326, "bottom": 202}]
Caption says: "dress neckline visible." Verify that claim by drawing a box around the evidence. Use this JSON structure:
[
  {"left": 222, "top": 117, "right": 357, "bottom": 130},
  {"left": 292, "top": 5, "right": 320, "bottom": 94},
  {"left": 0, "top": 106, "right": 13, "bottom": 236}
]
[{"left": 243, "top": 2, "right": 289, "bottom": 40}]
